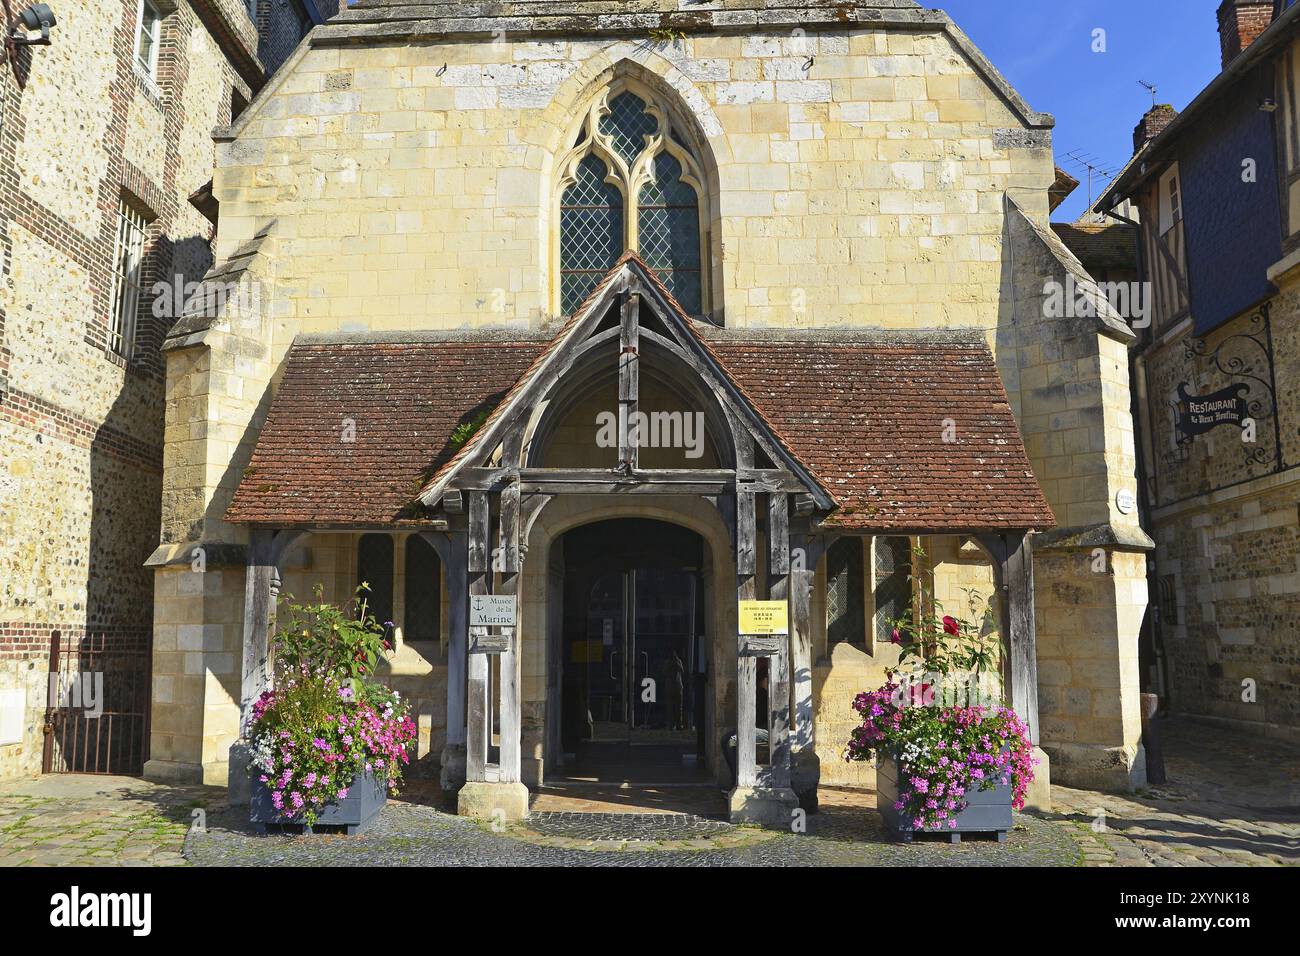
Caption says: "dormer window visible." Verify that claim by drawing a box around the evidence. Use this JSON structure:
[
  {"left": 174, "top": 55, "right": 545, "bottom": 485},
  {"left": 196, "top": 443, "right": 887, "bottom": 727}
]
[{"left": 1159, "top": 164, "right": 1182, "bottom": 235}]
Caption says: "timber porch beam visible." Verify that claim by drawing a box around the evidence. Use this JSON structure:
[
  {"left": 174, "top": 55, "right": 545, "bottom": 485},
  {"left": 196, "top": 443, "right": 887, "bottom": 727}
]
[{"left": 449, "top": 467, "right": 808, "bottom": 495}]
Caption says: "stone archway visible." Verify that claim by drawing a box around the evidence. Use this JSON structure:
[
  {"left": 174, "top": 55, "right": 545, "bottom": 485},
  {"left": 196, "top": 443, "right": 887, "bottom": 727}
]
[{"left": 520, "top": 495, "right": 737, "bottom": 788}]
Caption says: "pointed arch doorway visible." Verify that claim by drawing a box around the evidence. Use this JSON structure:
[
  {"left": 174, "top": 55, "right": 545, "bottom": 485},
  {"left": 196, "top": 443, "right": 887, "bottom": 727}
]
[{"left": 551, "top": 518, "right": 712, "bottom": 785}]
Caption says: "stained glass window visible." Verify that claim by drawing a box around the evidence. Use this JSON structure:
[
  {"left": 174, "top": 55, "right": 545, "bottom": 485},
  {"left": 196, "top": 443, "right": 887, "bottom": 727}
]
[
  {"left": 560, "top": 154, "right": 624, "bottom": 314},
  {"left": 559, "top": 87, "right": 707, "bottom": 316},
  {"left": 599, "top": 92, "right": 659, "bottom": 168},
  {"left": 638, "top": 152, "right": 702, "bottom": 315}
]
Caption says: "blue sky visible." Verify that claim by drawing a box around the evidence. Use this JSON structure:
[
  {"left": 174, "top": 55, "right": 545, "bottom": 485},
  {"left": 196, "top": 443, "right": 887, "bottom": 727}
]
[{"left": 939, "top": 0, "right": 1227, "bottom": 221}]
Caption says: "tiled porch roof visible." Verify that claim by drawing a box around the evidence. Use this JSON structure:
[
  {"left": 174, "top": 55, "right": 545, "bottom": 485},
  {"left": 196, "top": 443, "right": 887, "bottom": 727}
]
[
  {"left": 227, "top": 325, "right": 1054, "bottom": 533},
  {"left": 700, "top": 328, "right": 1054, "bottom": 531}
]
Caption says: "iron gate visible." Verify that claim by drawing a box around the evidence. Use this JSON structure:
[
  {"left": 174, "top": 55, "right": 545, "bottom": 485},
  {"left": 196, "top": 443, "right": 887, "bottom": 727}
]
[{"left": 42, "top": 631, "right": 150, "bottom": 774}]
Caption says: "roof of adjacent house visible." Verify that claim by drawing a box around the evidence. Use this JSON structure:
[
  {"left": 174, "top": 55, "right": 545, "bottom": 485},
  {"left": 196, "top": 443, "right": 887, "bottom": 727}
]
[
  {"left": 226, "top": 287, "right": 1055, "bottom": 533},
  {"left": 1097, "top": 1, "right": 1300, "bottom": 209},
  {"left": 1050, "top": 221, "right": 1138, "bottom": 275},
  {"left": 1049, "top": 166, "right": 1080, "bottom": 212}
]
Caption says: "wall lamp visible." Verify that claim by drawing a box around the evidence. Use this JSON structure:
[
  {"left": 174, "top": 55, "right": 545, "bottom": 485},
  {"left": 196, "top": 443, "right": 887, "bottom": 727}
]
[{"left": 9, "top": 3, "right": 56, "bottom": 46}]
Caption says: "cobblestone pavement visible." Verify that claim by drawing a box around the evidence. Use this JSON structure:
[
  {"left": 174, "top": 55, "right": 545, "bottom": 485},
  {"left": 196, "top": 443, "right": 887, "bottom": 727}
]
[
  {"left": 525, "top": 811, "right": 734, "bottom": 841},
  {"left": 182, "top": 801, "right": 1079, "bottom": 866},
  {"left": 0, "top": 775, "right": 222, "bottom": 867},
  {"left": 1046, "top": 718, "right": 1300, "bottom": 867},
  {"left": 1, "top": 717, "right": 1296, "bottom": 866}
]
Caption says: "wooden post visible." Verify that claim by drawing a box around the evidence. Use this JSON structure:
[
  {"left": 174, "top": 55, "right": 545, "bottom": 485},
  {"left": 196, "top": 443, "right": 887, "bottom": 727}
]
[
  {"left": 789, "top": 532, "right": 824, "bottom": 806},
  {"left": 766, "top": 493, "right": 791, "bottom": 789},
  {"left": 466, "top": 491, "right": 491, "bottom": 782},
  {"left": 618, "top": 292, "right": 640, "bottom": 470},
  {"left": 735, "top": 487, "right": 757, "bottom": 787},
  {"left": 427, "top": 530, "right": 469, "bottom": 791},
  {"left": 238, "top": 529, "right": 276, "bottom": 738},
  {"left": 497, "top": 480, "right": 522, "bottom": 784},
  {"left": 979, "top": 531, "right": 1040, "bottom": 744},
  {"left": 238, "top": 529, "right": 304, "bottom": 736}
]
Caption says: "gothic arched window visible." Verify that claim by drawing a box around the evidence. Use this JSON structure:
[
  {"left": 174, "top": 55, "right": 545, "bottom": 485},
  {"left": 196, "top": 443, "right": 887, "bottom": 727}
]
[
  {"left": 560, "top": 155, "right": 624, "bottom": 316},
  {"left": 556, "top": 87, "right": 707, "bottom": 316}
]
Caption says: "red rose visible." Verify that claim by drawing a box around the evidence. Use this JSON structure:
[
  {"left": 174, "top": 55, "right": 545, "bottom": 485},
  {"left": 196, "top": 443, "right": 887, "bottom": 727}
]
[{"left": 942, "top": 616, "right": 959, "bottom": 636}]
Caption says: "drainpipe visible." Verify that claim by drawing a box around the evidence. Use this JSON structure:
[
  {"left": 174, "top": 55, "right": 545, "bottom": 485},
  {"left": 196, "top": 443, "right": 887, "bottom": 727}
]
[{"left": 1103, "top": 205, "right": 1172, "bottom": 710}]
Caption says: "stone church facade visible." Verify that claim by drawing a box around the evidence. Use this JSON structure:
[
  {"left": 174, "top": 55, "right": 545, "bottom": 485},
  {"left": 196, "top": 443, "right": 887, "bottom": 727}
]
[{"left": 140, "top": 0, "right": 1153, "bottom": 815}]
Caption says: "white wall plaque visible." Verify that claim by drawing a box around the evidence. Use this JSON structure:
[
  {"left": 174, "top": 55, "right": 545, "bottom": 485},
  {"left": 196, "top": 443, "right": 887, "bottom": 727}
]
[{"left": 470, "top": 594, "right": 517, "bottom": 627}]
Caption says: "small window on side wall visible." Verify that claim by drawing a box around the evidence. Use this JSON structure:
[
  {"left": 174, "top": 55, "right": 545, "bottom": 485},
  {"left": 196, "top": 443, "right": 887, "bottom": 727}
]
[
  {"left": 404, "top": 536, "right": 442, "bottom": 642},
  {"left": 356, "top": 534, "right": 394, "bottom": 629},
  {"left": 135, "top": 0, "right": 161, "bottom": 81},
  {"left": 1158, "top": 164, "right": 1182, "bottom": 236},
  {"left": 109, "top": 198, "right": 149, "bottom": 360},
  {"left": 873, "top": 536, "right": 913, "bottom": 646},
  {"left": 826, "top": 537, "right": 866, "bottom": 648}
]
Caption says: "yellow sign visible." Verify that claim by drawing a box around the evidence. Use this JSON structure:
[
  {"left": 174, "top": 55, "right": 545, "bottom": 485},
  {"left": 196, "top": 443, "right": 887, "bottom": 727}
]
[{"left": 739, "top": 600, "right": 789, "bottom": 636}]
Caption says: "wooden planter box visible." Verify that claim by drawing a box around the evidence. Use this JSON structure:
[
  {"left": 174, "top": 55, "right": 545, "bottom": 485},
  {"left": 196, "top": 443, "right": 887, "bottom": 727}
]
[
  {"left": 877, "top": 754, "right": 1012, "bottom": 844},
  {"left": 250, "top": 769, "right": 387, "bottom": 836}
]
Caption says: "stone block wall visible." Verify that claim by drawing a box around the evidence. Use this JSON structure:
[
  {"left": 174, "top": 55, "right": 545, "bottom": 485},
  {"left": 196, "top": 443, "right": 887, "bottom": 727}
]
[
  {"left": 1138, "top": 275, "right": 1300, "bottom": 739},
  {"left": 212, "top": 24, "right": 1055, "bottom": 349},
  {"left": 0, "top": 0, "right": 258, "bottom": 779}
]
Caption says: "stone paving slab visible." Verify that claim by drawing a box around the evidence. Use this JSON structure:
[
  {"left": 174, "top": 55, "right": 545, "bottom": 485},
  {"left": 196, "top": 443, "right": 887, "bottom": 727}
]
[
  {"left": 0, "top": 775, "right": 224, "bottom": 868},
  {"left": 1044, "top": 719, "right": 1300, "bottom": 868}
]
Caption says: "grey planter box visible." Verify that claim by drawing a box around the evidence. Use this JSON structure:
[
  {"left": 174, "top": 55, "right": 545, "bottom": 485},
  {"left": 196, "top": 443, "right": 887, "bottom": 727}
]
[
  {"left": 877, "top": 754, "right": 1013, "bottom": 844},
  {"left": 250, "top": 769, "right": 387, "bottom": 836}
]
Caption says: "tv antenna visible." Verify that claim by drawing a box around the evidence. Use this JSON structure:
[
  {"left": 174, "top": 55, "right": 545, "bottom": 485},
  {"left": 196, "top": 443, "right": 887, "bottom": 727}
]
[
  {"left": 1063, "top": 149, "right": 1122, "bottom": 217},
  {"left": 1138, "top": 80, "right": 1158, "bottom": 109}
]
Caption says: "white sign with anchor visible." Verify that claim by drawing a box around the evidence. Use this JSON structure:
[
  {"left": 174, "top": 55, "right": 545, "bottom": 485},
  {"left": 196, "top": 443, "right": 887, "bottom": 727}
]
[{"left": 470, "top": 594, "right": 517, "bottom": 628}]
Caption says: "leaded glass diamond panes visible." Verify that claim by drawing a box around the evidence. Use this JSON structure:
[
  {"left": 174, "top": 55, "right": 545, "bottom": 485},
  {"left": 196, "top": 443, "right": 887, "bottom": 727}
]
[
  {"left": 638, "top": 152, "right": 702, "bottom": 314},
  {"left": 827, "top": 538, "right": 866, "bottom": 648},
  {"left": 599, "top": 92, "right": 658, "bottom": 168},
  {"left": 873, "top": 536, "right": 913, "bottom": 646},
  {"left": 561, "top": 154, "right": 624, "bottom": 314}
]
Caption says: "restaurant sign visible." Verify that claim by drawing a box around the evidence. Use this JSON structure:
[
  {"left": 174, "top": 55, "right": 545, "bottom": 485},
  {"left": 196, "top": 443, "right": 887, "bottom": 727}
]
[{"left": 1175, "top": 382, "right": 1250, "bottom": 445}]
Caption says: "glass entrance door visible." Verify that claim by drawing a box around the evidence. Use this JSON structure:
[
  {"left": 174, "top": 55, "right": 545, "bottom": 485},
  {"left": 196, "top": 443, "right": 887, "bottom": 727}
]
[{"left": 578, "top": 568, "right": 698, "bottom": 744}]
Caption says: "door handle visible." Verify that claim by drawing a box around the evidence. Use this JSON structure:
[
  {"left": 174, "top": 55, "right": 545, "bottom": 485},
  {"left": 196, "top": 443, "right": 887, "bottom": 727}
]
[{"left": 609, "top": 649, "right": 619, "bottom": 681}]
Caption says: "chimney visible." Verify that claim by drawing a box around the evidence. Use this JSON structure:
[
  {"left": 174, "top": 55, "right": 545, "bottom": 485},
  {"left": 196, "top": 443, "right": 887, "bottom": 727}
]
[
  {"left": 1217, "top": 0, "right": 1274, "bottom": 69},
  {"left": 1133, "top": 104, "right": 1179, "bottom": 153}
]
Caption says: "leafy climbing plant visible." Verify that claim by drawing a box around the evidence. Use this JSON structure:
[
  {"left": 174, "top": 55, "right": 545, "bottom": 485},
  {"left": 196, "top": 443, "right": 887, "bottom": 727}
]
[{"left": 274, "top": 583, "right": 390, "bottom": 683}]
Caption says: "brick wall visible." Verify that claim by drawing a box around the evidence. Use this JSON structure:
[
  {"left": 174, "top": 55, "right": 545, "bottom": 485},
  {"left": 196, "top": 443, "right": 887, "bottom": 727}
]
[{"left": 0, "top": 0, "right": 258, "bottom": 779}]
